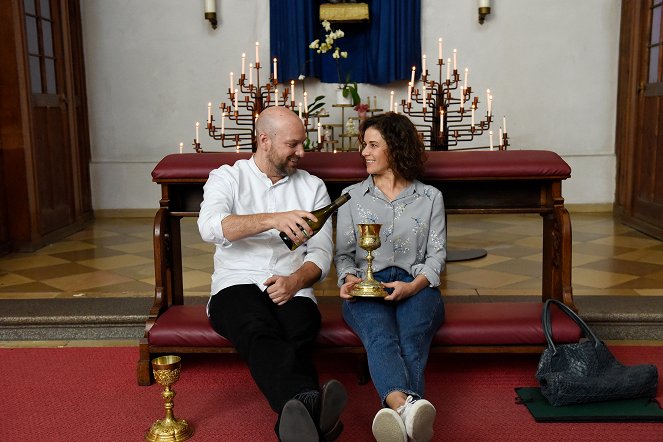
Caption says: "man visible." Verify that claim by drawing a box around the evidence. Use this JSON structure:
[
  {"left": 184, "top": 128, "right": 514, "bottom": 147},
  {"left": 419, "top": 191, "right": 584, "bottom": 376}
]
[{"left": 198, "top": 106, "right": 347, "bottom": 441}]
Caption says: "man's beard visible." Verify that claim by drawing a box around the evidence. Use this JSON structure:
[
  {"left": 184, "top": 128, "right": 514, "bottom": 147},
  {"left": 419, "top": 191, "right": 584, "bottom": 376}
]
[{"left": 269, "top": 151, "right": 297, "bottom": 176}]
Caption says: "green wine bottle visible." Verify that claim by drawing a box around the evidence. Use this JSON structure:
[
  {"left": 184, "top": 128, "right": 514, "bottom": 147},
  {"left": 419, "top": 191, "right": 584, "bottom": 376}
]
[{"left": 280, "top": 193, "right": 351, "bottom": 250}]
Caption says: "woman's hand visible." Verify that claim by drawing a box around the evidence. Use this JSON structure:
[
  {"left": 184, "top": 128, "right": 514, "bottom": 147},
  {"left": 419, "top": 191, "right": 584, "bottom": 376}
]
[
  {"left": 383, "top": 274, "right": 430, "bottom": 301},
  {"left": 382, "top": 280, "right": 417, "bottom": 301},
  {"left": 340, "top": 274, "right": 362, "bottom": 300}
]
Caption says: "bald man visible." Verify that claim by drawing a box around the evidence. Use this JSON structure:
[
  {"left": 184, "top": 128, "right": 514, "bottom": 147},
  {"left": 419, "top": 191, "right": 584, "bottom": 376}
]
[{"left": 198, "top": 106, "right": 347, "bottom": 441}]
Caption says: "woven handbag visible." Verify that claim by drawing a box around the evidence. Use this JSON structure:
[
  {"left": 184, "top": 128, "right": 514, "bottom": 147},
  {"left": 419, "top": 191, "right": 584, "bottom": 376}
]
[{"left": 535, "top": 299, "right": 658, "bottom": 406}]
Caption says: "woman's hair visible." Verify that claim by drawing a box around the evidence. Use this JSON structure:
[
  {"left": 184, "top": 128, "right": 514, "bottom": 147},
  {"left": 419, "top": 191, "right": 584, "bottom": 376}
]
[{"left": 358, "top": 112, "right": 426, "bottom": 180}]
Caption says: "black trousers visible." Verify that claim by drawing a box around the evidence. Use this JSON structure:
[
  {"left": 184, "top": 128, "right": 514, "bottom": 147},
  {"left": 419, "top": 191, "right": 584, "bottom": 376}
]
[{"left": 208, "top": 284, "right": 322, "bottom": 412}]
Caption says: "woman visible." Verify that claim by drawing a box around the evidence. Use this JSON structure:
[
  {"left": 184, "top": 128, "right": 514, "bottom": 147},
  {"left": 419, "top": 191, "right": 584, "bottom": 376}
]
[{"left": 335, "top": 112, "right": 446, "bottom": 442}]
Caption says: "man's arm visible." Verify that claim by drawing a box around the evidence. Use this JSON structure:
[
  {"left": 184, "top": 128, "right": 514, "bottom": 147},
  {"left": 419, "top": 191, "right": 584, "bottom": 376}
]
[{"left": 222, "top": 211, "right": 317, "bottom": 243}]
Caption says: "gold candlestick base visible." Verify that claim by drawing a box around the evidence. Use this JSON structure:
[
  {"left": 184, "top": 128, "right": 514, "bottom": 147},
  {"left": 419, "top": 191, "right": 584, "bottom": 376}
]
[
  {"left": 145, "top": 418, "right": 194, "bottom": 442},
  {"left": 351, "top": 223, "right": 387, "bottom": 298},
  {"left": 351, "top": 277, "right": 387, "bottom": 297},
  {"left": 145, "top": 356, "right": 194, "bottom": 442}
]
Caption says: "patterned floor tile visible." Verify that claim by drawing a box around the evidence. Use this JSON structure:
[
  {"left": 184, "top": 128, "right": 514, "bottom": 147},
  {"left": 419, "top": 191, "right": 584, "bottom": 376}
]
[{"left": 0, "top": 213, "right": 661, "bottom": 301}]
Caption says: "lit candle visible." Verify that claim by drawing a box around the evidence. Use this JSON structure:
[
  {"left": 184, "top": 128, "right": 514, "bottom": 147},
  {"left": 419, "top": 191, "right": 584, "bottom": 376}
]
[
  {"left": 410, "top": 66, "right": 416, "bottom": 86},
  {"left": 317, "top": 122, "right": 322, "bottom": 144},
  {"left": 422, "top": 54, "right": 427, "bottom": 77},
  {"left": 503, "top": 115, "right": 507, "bottom": 133},
  {"left": 229, "top": 72, "right": 234, "bottom": 92},
  {"left": 488, "top": 94, "right": 493, "bottom": 115},
  {"left": 303, "top": 91, "right": 308, "bottom": 114},
  {"left": 290, "top": 80, "right": 295, "bottom": 104},
  {"left": 179, "top": 142, "right": 184, "bottom": 154},
  {"left": 471, "top": 106, "right": 475, "bottom": 128},
  {"left": 273, "top": 57, "right": 278, "bottom": 83},
  {"left": 241, "top": 53, "right": 246, "bottom": 76},
  {"left": 298, "top": 102, "right": 302, "bottom": 119},
  {"left": 446, "top": 58, "right": 451, "bottom": 81},
  {"left": 234, "top": 89, "right": 238, "bottom": 112},
  {"left": 439, "top": 109, "right": 444, "bottom": 132},
  {"left": 486, "top": 89, "right": 491, "bottom": 113},
  {"left": 207, "top": 102, "right": 212, "bottom": 123},
  {"left": 221, "top": 112, "right": 226, "bottom": 134},
  {"left": 390, "top": 90, "right": 394, "bottom": 112},
  {"left": 195, "top": 121, "right": 199, "bottom": 141},
  {"left": 489, "top": 130, "right": 494, "bottom": 150},
  {"left": 407, "top": 82, "right": 412, "bottom": 104},
  {"left": 248, "top": 64, "right": 253, "bottom": 86},
  {"left": 499, "top": 127, "right": 503, "bottom": 149},
  {"left": 453, "top": 48, "right": 457, "bottom": 71},
  {"left": 255, "top": 41, "right": 260, "bottom": 64},
  {"left": 460, "top": 87, "right": 465, "bottom": 109},
  {"left": 464, "top": 68, "right": 469, "bottom": 90},
  {"left": 438, "top": 37, "right": 443, "bottom": 61}
]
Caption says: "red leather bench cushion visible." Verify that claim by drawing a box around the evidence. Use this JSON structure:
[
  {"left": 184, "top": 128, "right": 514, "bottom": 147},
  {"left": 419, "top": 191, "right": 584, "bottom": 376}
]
[
  {"left": 148, "top": 301, "right": 581, "bottom": 348},
  {"left": 151, "top": 150, "right": 571, "bottom": 182}
]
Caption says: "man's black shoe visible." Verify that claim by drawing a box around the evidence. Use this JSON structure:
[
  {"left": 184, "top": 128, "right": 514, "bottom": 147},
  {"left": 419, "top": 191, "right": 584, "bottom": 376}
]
[
  {"left": 318, "top": 380, "right": 347, "bottom": 441},
  {"left": 279, "top": 399, "right": 318, "bottom": 442}
]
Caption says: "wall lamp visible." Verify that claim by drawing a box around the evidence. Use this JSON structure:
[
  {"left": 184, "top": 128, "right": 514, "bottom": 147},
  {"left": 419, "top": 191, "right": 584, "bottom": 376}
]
[
  {"left": 205, "top": 0, "right": 218, "bottom": 29},
  {"left": 478, "top": 0, "right": 491, "bottom": 25}
]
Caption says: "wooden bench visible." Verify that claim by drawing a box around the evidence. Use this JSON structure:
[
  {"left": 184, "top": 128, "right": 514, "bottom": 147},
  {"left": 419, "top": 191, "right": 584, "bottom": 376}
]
[{"left": 138, "top": 150, "right": 579, "bottom": 386}]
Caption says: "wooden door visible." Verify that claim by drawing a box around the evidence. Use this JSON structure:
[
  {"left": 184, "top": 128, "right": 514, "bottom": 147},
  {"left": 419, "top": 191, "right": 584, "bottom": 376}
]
[
  {"left": 0, "top": 0, "right": 92, "bottom": 254},
  {"left": 26, "top": 0, "right": 75, "bottom": 233},
  {"left": 616, "top": 0, "right": 663, "bottom": 240}
]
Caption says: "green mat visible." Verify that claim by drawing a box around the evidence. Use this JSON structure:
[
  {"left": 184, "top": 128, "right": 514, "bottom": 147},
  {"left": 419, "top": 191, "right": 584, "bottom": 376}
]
[{"left": 515, "top": 387, "right": 663, "bottom": 422}]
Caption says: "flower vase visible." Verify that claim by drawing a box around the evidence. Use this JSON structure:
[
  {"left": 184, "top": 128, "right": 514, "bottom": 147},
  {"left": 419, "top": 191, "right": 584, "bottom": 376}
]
[{"left": 336, "top": 87, "right": 352, "bottom": 105}]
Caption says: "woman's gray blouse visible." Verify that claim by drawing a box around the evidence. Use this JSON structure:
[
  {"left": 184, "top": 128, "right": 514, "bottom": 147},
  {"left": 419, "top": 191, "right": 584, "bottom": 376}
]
[{"left": 334, "top": 175, "right": 447, "bottom": 287}]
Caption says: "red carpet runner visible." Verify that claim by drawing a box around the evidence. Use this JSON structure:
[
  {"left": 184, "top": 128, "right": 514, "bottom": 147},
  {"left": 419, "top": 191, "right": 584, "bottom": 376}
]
[{"left": 1, "top": 346, "right": 661, "bottom": 441}]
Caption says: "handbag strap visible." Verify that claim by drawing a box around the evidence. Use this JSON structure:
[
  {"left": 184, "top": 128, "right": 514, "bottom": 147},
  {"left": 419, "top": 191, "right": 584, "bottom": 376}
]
[{"left": 542, "top": 299, "right": 601, "bottom": 353}]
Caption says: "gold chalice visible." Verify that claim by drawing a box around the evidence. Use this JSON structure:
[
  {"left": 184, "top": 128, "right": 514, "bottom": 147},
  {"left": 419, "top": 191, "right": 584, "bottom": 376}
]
[
  {"left": 351, "top": 223, "right": 387, "bottom": 297},
  {"left": 145, "top": 355, "right": 194, "bottom": 442}
]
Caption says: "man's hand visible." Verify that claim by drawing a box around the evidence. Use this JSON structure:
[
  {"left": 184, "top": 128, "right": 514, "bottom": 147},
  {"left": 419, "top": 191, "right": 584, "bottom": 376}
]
[
  {"left": 339, "top": 274, "right": 362, "bottom": 300},
  {"left": 264, "top": 274, "right": 301, "bottom": 305},
  {"left": 273, "top": 210, "right": 318, "bottom": 246}
]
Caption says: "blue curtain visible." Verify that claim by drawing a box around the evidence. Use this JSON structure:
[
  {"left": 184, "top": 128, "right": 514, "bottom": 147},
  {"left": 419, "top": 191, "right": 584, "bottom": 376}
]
[
  {"left": 270, "top": 0, "right": 421, "bottom": 85},
  {"left": 269, "top": 0, "right": 319, "bottom": 81}
]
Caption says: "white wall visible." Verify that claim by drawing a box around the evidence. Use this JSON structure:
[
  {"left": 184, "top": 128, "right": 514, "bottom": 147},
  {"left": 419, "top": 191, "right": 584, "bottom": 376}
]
[{"left": 81, "top": 0, "right": 621, "bottom": 209}]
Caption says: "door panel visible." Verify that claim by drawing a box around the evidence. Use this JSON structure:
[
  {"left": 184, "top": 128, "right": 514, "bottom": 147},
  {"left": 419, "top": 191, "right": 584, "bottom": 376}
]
[
  {"left": 616, "top": 0, "right": 663, "bottom": 240},
  {"left": 26, "top": 0, "right": 75, "bottom": 234}
]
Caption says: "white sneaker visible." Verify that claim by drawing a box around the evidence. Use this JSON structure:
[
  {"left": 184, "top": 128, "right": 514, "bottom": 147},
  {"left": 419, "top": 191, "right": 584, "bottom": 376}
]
[
  {"left": 372, "top": 407, "right": 407, "bottom": 442},
  {"left": 397, "top": 396, "right": 436, "bottom": 442}
]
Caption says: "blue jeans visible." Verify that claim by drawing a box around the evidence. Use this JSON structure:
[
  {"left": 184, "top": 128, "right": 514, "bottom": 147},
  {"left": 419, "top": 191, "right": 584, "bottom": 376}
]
[{"left": 342, "top": 267, "right": 445, "bottom": 406}]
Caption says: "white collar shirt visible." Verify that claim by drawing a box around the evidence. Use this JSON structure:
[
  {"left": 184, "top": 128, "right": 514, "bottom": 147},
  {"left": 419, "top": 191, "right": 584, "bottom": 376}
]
[{"left": 198, "top": 156, "right": 333, "bottom": 304}]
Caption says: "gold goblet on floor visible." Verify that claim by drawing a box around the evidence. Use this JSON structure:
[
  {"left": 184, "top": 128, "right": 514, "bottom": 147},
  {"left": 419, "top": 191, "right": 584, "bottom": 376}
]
[
  {"left": 351, "top": 223, "right": 387, "bottom": 297},
  {"left": 145, "top": 355, "right": 194, "bottom": 442}
]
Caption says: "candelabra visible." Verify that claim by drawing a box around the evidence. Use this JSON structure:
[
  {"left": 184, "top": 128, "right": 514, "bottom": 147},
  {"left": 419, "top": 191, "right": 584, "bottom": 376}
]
[
  {"left": 192, "top": 49, "right": 325, "bottom": 153},
  {"left": 398, "top": 46, "right": 509, "bottom": 151},
  {"left": 189, "top": 42, "right": 508, "bottom": 153}
]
